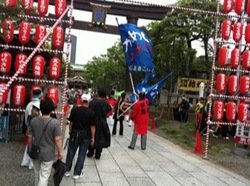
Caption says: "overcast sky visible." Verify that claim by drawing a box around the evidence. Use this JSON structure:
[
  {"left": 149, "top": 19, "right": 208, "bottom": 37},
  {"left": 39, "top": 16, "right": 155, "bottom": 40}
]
[{"left": 66, "top": 0, "right": 179, "bottom": 65}]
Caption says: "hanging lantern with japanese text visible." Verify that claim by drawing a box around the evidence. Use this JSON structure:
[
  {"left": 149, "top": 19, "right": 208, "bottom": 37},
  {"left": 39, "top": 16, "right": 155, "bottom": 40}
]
[
  {"left": 219, "top": 46, "right": 229, "bottom": 67},
  {"left": 214, "top": 101, "right": 224, "bottom": 121},
  {"left": 5, "top": 0, "right": 17, "bottom": 8},
  {"left": 34, "top": 24, "right": 46, "bottom": 46},
  {"left": 0, "top": 83, "right": 8, "bottom": 105},
  {"left": 242, "top": 50, "right": 250, "bottom": 69},
  {"left": 235, "top": 0, "right": 245, "bottom": 15},
  {"left": 47, "top": 86, "right": 59, "bottom": 107},
  {"left": 221, "top": 19, "right": 232, "bottom": 40},
  {"left": 18, "top": 21, "right": 31, "bottom": 45},
  {"left": 13, "top": 84, "right": 26, "bottom": 106},
  {"left": 52, "top": 26, "right": 64, "bottom": 49},
  {"left": 2, "top": 19, "right": 14, "bottom": 44},
  {"left": 216, "top": 73, "right": 227, "bottom": 93},
  {"left": 0, "top": 52, "right": 12, "bottom": 74},
  {"left": 228, "top": 75, "right": 238, "bottom": 95},
  {"left": 226, "top": 101, "right": 236, "bottom": 122},
  {"left": 37, "top": 0, "right": 49, "bottom": 17},
  {"left": 15, "top": 53, "right": 27, "bottom": 75},
  {"left": 55, "top": 0, "right": 66, "bottom": 18},
  {"left": 32, "top": 55, "right": 45, "bottom": 79},
  {"left": 233, "top": 22, "right": 243, "bottom": 42},
  {"left": 49, "top": 57, "right": 61, "bottom": 80},
  {"left": 21, "top": 0, "right": 33, "bottom": 14},
  {"left": 240, "top": 75, "right": 250, "bottom": 95},
  {"left": 245, "top": 24, "right": 250, "bottom": 43},
  {"left": 224, "top": 0, "right": 234, "bottom": 13},
  {"left": 230, "top": 48, "right": 240, "bottom": 68},
  {"left": 238, "top": 103, "right": 248, "bottom": 122}
]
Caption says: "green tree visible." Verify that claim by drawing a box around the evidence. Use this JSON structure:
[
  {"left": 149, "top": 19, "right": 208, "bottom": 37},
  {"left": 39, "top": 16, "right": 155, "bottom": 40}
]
[{"left": 84, "top": 41, "right": 126, "bottom": 93}]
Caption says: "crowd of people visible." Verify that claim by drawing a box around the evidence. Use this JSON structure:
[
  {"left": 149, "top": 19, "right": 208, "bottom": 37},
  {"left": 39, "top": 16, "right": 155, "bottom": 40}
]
[{"left": 20, "top": 87, "right": 150, "bottom": 185}]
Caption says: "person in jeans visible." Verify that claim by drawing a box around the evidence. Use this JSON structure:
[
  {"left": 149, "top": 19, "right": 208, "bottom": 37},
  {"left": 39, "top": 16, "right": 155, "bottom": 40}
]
[
  {"left": 65, "top": 93, "right": 95, "bottom": 179},
  {"left": 28, "top": 97, "right": 63, "bottom": 186},
  {"left": 128, "top": 91, "right": 149, "bottom": 150}
]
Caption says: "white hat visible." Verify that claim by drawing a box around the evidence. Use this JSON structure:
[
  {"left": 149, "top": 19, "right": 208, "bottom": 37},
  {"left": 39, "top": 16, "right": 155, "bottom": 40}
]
[{"left": 81, "top": 94, "right": 91, "bottom": 102}]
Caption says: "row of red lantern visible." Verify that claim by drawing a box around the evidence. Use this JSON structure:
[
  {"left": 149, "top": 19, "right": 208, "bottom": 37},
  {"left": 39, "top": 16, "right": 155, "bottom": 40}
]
[
  {"left": 0, "top": 52, "right": 61, "bottom": 79},
  {"left": 223, "top": 0, "right": 250, "bottom": 15},
  {"left": 2, "top": 20, "right": 64, "bottom": 48},
  {"left": 221, "top": 20, "right": 250, "bottom": 43},
  {"left": 218, "top": 46, "right": 250, "bottom": 69},
  {"left": 214, "top": 100, "right": 248, "bottom": 123},
  {"left": 216, "top": 74, "right": 250, "bottom": 95},
  {"left": 0, "top": 83, "right": 59, "bottom": 107},
  {"left": 5, "top": 0, "right": 66, "bottom": 17}
]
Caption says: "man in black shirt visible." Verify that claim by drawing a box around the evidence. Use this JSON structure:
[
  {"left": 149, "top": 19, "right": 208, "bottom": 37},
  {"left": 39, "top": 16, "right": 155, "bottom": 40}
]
[{"left": 65, "top": 94, "right": 95, "bottom": 180}]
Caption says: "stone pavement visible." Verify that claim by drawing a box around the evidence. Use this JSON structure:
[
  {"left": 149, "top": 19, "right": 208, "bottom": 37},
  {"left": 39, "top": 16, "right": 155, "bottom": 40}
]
[
  {"left": 0, "top": 120, "right": 249, "bottom": 186},
  {"left": 60, "top": 122, "right": 250, "bottom": 186}
]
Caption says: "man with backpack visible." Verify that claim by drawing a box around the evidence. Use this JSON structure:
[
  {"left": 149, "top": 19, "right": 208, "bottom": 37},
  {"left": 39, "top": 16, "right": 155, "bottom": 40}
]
[{"left": 21, "top": 88, "right": 43, "bottom": 170}]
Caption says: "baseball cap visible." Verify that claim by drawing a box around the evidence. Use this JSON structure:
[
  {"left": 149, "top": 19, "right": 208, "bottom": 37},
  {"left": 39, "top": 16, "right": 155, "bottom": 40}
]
[{"left": 81, "top": 94, "right": 91, "bottom": 102}]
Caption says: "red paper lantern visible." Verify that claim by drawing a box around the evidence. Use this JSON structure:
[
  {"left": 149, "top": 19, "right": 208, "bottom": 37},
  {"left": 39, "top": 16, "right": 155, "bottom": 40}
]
[
  {"left": 240, "top": 75, "right": 250, "bottom": 95},
  {"left": 34, "top": 24, "right": 47, "bottom": 46},
  {"left": 49, "top": 57, "right": 61, "bottom": 80},
  {"left": 230, "top": 48, "right": 240, "bottom": 68},
  {"left": 238, "top": 103, "right": 248, "bottom": 122},
  {"left": 21, "top": 0, "right": 33, "bottom": 14},
  {"left": 13, "top": 84, "right": 26, "bottom": 106},
  {"left": 32, "top": 55, "right": 45, "bottom": 78},
  {"left": 233, "top": 22, "right": 243, "bottom": 42},
  {"left": 52, "top": 26, "right": 64, "bottom": 49},
  {"left": 228, "top": 75, "right": 238, "bottom": 95},
  {"left": 5, "top": 0, "right": 17, "bottom": 8},
  {"left": 2, "top": 19, "right": 14, "bottom": 44},
  {"left": 47, "top": 86, "right": 59, "bottom": 107},
  {"left": 235, "top": 0, "right": 245, "bottom": 15},
  {"left": 38, "top": 0, "right": 49, "bottom": 17},
  {"left": 0, "top": 83, "right": 8, "bottom": 105},
  {"left": 226, "top": 101, "right": 236, "bottom": 122},
  {"left": 30, "top": 86, "right": 42, "bottom": 101},
  {"left": 214, "top": 101, "right": 224, "bottom": 121},
  {"left": 221, "top": 19, "right": 232, "bottom": 40},
  {"left": 18, "top": 21, "right": 31, "bottom": 45},
  {"left": 55, "top": 0, "right": 66, "bottom": 18},
  {"left": 0, "top": 52, "right": 12, "bottom": 74},
  {"left": 245, "top": 24, "right": 250, "bottom": 43},
  {"left": 216, "top": 73, "right": 227, "bottom": 93},
  {"left": 247, "top": 0, "right": 250, "bottom": 15},
  {"left": 242, "top": 50, "right": 250, "bottom": 69},
  {"left": 218, "top": 46, "right": 229, "bottom": 67},
  {"left": 15, "top": 53, "right": 28, "bottom": 75},
  {"left": 224, "top": 0, "right": 234, "bottom": 13}
]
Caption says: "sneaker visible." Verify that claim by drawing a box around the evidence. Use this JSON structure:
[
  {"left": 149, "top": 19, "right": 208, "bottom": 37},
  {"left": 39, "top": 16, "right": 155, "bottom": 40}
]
[
  {"left": 73, "top": 172, "right": 85, "bottom": 180},
  {"left": 213, "top": 134, "right": 219, "bottom": 138},
  {"left": 209, "top": 129, "right": 214, "bottom": 133},
  {"left": 28, "top": 166, "right": 33, "bottom": 170},
  {"left": 223, "top": 136, "right": 229, "bottom": 140},
  {"left": 64, "top": 171, "right": 70, "bottom": 177}
]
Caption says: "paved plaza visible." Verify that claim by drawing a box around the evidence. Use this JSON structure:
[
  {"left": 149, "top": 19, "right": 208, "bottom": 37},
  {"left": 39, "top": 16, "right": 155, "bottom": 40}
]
[{"left": 0, "top": 121, "right": 249, "bottom": 186}]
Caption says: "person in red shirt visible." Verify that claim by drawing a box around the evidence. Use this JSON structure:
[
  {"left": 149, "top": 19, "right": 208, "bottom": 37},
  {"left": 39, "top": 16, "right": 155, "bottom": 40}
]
[
  {"left": 107, "top": 96, "right": 117, "bottom": 126},
  {"left": 128, "top": 91, "right": 149, "bottom": 150}
]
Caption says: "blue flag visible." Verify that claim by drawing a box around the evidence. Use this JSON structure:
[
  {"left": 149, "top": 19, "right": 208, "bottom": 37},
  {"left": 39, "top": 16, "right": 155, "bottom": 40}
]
[
  {"left": 130, "top": 72, "right": 173, "bottom": 103},
  {"left": 118, "top": 23, "right": 154, "bottom": 75}
]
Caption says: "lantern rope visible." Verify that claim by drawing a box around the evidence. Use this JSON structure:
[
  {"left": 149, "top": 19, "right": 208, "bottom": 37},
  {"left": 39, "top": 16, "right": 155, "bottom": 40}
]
[{"left": 59, "top": 1, "right": 74, "bottom": 129}]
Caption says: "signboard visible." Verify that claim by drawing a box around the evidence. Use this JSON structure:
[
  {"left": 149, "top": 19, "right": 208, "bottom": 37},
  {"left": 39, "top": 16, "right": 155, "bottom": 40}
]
[
  {"left": 0, "top": 115, "right": 9, "bottom": 142},
  {"left": 177, "top": 77, "right": 209, "bottom": 92}
]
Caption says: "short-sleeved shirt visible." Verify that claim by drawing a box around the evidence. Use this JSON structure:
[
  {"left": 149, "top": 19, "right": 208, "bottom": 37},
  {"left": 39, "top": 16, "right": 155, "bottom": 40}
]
[
  {"left": 69, "top": 106, "right": 95, "bottom": 136},
  {"left": 29, "top": 117, "right": 61, "bottom": 161}
]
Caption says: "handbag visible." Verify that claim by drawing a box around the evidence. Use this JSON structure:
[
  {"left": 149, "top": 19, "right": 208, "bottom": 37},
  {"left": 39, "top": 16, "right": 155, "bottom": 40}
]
[{"left": 29, "top": 119, "right": 52, "bottom": 159}]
